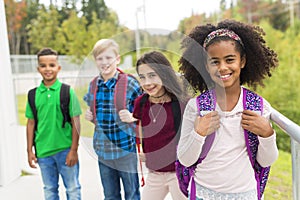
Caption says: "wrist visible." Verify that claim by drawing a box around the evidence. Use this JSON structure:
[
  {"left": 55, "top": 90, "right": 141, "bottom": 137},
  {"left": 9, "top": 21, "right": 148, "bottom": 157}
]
[
  {"left": 194, "top": 128, "right": 206, "bottom": 137},
  {"left": 70, "top": 145, "right": 79, "bottom": 152},
  {"left": 131, "top": 116, "right": 138, "bottom": 122},
  {"left": 261, "top": 129, "right": 274, "bottom": 138},
  {"left": 27, "top": 147, "right": 34, "bottom": 153}
]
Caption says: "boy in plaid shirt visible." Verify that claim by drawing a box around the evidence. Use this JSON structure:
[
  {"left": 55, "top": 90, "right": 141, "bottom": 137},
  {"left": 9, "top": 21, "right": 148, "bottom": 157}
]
[{"left": 84, "top": 39, "right": 142, "bottom": 200}]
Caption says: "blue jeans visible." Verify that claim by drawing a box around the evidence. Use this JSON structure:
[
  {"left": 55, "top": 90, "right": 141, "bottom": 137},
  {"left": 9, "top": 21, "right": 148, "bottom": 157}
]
[
  {"left": 98, "top": 153, "right": 140, "bottom": 200},
  {"left": 38, "top": 148, "right": 81, "bottom": 200}
]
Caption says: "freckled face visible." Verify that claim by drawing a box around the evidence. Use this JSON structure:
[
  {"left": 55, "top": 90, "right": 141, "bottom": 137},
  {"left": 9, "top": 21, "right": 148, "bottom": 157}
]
[
  {"left": 206, "top": 40, "right": 245, "bottom": 90},
  {"left": 138, "top": 64, "right": 165, "bottom": 97}
]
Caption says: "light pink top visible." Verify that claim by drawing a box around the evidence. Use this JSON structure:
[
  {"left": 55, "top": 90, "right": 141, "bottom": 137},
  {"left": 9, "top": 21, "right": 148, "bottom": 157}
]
[{"left": 177, "top": 88, "right": 278, "bottom": 193}]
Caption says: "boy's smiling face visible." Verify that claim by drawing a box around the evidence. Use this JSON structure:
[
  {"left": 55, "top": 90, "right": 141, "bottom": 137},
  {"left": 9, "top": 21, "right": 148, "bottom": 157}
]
[
  {"left": 95, "top": 47, "right": 120, "bottom": 81},
  {"left": 37, "top": 55, "right": 61, "bottom": 86}
]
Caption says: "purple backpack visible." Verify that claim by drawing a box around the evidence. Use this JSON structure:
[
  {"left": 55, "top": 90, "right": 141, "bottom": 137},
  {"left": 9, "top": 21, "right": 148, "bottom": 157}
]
[{"left": 175, "top": 88, "right": 271, "bottom": 200}]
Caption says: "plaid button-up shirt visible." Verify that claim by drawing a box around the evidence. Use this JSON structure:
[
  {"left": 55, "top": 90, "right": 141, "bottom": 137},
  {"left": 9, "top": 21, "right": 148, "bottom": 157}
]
[{"left": 84, "top": 72, "right": 142, "bottom": 160}]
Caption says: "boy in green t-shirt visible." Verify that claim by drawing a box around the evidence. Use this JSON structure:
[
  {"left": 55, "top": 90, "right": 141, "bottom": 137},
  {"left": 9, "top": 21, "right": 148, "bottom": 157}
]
[{"left": 25, "top": 47, "right": 82, "bottom": 200}]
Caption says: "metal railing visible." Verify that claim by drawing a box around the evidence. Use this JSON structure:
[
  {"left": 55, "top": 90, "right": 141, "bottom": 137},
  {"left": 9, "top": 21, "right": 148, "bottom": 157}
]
[{"left": 271, "top": 108, "right": 300, "bottom": 199}]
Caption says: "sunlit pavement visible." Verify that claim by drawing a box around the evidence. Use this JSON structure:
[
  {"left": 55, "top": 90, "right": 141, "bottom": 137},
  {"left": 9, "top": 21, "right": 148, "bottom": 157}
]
[{"left": 0, "top": 137, "right": 172, "bottom": 200}]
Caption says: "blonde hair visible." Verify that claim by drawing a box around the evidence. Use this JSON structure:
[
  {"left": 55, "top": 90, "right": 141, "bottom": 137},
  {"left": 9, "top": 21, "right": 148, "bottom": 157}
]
[{"left": 92, "top": 39, "right": 119, "bottom": 58}]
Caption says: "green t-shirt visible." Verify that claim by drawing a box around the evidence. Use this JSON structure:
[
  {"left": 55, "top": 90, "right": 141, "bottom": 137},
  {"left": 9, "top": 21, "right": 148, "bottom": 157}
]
[{"left": 25, "top": 80, "right": 82, "bottom": 158}]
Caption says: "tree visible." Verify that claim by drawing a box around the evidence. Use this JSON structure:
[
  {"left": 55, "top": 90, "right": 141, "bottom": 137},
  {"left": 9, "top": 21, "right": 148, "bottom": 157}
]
[
  {"left": 59, "top": 10, "right": 89, "bottom": 61},
  {"left": 58, "top": 0, "right": 78, "bottom": 23},
  {"left": 80, "top": 0, "right": 108, "bottom": 26},
  {"left": 5, "top": 0, "right": 27, "bottom": 54},
  {"left": 178, "top": 13, "right": 207, "bottom": 35},
  {"left": 26, "top": 5, "right": 61, "bottom": 53},
  {"left": 237, "top": 0, "right": 259, "bottom": 23},
  {"left": 21, "top": 0, "right": 40, "bottom": 54},
  {"left": 267, "top": 0, "right": 290, "bottom": 31}
]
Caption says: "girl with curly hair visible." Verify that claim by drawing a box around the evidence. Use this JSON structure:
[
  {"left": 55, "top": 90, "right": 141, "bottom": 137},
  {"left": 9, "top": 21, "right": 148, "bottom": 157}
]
[{"left": 177, "top": 19, "right": 279, "bottom": 200}]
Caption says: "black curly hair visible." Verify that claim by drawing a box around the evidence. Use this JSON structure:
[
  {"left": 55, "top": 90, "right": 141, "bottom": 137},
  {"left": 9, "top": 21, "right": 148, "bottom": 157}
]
[{"left": 179, "top": 19, "right": 279, "bottom": 93}]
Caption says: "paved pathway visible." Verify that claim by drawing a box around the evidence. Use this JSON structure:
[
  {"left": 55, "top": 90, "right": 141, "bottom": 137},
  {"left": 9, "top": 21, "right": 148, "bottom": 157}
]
[{"left": 0, "top": 137, "right": 172, "bottom": 200}]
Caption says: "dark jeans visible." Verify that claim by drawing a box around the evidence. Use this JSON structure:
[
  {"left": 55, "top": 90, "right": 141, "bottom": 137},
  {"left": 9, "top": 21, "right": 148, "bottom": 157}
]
[{"left": 98, "top": 153, "right": 140, "bottom": 200}]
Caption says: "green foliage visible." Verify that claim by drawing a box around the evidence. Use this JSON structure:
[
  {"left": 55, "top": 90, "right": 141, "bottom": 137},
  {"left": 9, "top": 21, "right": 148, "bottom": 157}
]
[
  {"left": 266, "top": 0, "right": 290, "bottom": 31},
  {"left": 81, "top": 0, "right": 108, "bottom": 26},
  {"left": 26, "top": 6, "right": 62, "bottom": 54},
  {"left": 58, "top": 10, "right": 89, "bottom": 62},
  {"left": 264, "top": 150, "right": 293, "bottom": 199},
  {"left": 25, "top": 1, "right": 120, "bottom": 59},
  {"left": 254, "top": 21, "right": 300, "bottom": 153}
]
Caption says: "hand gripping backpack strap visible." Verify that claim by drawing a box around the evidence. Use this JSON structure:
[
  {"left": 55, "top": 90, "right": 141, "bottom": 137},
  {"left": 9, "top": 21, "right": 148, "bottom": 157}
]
[
  {"left": 176, "top": 90, "right": 217, "bottom": 198},
  {"left": 242, "top": 87, "right": 270, "bottom": 200},
  {"left": 90, "top": 69, "right": 135, "bottom": 123},
  {"left": 189, "top": 89, "right": 217, "bottom": 200}
]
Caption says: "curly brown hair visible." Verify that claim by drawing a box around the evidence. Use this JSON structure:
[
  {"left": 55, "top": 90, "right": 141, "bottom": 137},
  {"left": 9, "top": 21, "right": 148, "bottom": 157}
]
[{"left": 179, "top": 19, "right": 279, "bottom": 93}]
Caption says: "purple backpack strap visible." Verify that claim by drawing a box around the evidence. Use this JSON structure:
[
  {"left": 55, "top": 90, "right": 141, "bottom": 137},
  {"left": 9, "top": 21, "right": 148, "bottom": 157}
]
[
  {"left": 197, "top": 89, "right": 217, "bottom": 159},
  {"left": 189, "top": 90, "right": 217, "bottom": 200},
  {"left": 242, "top": 87, "right": 270, "bottom": 200}
]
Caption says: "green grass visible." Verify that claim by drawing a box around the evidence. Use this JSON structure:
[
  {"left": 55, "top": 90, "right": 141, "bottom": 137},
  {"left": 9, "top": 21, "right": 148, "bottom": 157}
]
[
  {"left": 17, "top": 92, "right": 293, "bottom": 199},
  {"left": 264, "top": 150, "right": 293, "bottom": 199}
]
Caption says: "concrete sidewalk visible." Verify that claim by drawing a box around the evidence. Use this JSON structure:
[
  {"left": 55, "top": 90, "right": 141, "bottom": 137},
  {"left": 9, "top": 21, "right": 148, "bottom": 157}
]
[
  {"left": 0, "top": 137, "right": 172, "bottom": 200},
  {"left": 0, "top": 137, "right": 102, "bottom": 199}
]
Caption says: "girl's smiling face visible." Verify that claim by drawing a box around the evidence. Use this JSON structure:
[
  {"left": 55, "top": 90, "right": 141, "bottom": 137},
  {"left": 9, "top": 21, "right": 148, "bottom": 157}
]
[
  {"left": 206, "top": 40, "right": 245, "bottom": 90},
  {"left": 137, "top": 64, "right": 165, "bottom": 97}
]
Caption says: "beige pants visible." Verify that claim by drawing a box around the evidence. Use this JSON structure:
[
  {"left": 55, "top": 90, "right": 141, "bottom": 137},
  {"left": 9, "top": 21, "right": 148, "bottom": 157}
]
[{"left": 142, "top": 171, "right": 187, "bottom": 200}]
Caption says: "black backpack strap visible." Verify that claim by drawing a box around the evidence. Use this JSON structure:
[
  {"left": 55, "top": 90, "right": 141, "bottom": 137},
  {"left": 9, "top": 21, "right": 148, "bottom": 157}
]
[
  {"left": 28, "top": 87, "right": 38, "bottom": 131},
  {"left": 139, "top": 94, "right": 149, "bottom": 119},
  {"left": 136, "top": 94, "right": 148, "bottom": 146},
  {"left": 60, "top": 83, "right": 71, "bottom": 128},
  {"left": 171, "top": 97, "right": 181, "bottom": 138}
]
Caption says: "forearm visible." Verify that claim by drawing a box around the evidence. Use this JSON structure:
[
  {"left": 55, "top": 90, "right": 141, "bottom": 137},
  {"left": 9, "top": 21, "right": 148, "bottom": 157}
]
[
  {"left": 177, "top": 99, "right": 206, "bottom": 166},
  {"left": 26, "top": 119, "right": 35, "bottom": 153},
  {"left": 70, "top": 116, "right": 80, "bottom": 151},
  {"left": 256, "top": 132, "right": 278, "bottom": 167},
  {"left": 178, "top": 128, "right": 205, "bottom": 166}
]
